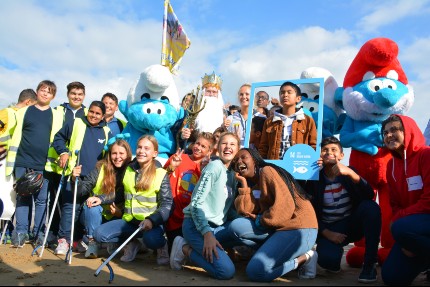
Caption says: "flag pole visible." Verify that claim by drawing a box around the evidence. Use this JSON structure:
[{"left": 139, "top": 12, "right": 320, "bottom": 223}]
[{"left": 161, "top": 0, "right": 169, "bottom": 66}]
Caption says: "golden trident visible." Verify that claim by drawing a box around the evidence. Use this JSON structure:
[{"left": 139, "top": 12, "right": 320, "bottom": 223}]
[{"left": 177, "top": 85, "right": 207, "bottom": 149}]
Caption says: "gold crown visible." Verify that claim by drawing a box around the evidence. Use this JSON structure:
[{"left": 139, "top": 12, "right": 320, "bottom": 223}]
[{"left": 201, "top": 71, "right": 222, "bottom": 90}]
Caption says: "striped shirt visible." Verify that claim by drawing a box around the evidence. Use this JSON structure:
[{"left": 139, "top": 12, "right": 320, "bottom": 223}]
[{"left": 321, "top": 178, "right": 352, "bottom": 223}]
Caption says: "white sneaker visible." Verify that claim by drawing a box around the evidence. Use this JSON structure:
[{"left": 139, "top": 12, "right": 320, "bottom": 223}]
[
  {"left": 157, "top": 242, "right": 169, "bottom": 265},
  {"left": 54, "top": 238, "right": 70, "bottom": 255},
  {"left": 120, "top": 239, "right": 142, "bottom": 262},
  {"left": 298, "top": 250, "right": 318, "bottom": 279},
  {"left": 170, "top": 236, "right": 187, "bottom": 270}
]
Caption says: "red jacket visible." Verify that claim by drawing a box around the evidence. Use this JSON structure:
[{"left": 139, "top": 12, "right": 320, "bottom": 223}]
[{"left": 387, "top": 114, "right": 430, "bottom": 222}]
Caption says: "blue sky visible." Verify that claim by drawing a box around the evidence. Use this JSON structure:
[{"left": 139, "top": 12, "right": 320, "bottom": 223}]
[{"left": 0, "top": 0, "right": 429, "bottom": 137}]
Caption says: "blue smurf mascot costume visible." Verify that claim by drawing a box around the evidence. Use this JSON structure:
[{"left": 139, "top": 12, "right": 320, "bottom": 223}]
[{"left": 113, "top": 64, "right": 185, "bottom": 164}]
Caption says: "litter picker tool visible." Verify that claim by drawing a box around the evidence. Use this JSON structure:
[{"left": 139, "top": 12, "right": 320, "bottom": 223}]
[
  {"left": 94, "top": 226, "right": 143, "bottom": 283},
  {"left": 32, "top": 152, "right": 70, "bottom": 257},
  {"left": 65, "top": 149, "right": 80, "bottom": 265}
]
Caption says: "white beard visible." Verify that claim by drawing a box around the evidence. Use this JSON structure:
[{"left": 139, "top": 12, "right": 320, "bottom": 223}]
[{"left": 195, "top": 93, "right": 225, "bottom": 133}]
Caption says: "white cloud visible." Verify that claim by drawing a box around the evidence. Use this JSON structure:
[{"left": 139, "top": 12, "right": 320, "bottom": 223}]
[
  {"left": 357, "top": 0, "right": 430, "bottom": 33},
  {"left": 0, "top": 0, "right": 428, "bottom": 134}
]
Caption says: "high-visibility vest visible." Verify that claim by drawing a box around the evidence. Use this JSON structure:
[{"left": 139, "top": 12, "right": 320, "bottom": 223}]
[
  {"left": 122, "top": 167, "right": 166, "bottom": 222},
  {"left": 56, "top": 105, "right": 88, "bottom": 122},
  {"left": 6, "top": 106, "right": 63, "bottom": 176},
  {"left": 45, "top": 106, "right": 89, "bottom": 174},
  {"left": 92, "top": 166, "right": 114, "bottom": 221},
  {"left": 63, "top": 118, "right": 110, "bottom": 176},
  {"left": 0, "top": 108, "right": 17, "bottom": 148}
]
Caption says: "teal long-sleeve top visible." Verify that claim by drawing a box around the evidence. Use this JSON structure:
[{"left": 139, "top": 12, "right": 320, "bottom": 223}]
[{"left": 183, "top": 159, "right": 238, "bottom": 236}]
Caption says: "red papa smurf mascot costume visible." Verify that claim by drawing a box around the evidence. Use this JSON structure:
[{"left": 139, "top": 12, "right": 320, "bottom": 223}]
[{"left": 334, "top": 37, "right": 414, "bottom": 267}]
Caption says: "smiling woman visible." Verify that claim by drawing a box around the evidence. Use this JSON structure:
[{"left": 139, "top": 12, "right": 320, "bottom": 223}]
[
  {"left": 226, "top": 83, "right": 252, "bottom": 147},
  {"left": 229, "top": 147, "right": 318, "bottom": 282},
  {"left": 380, "top": 114, "right": 430, "bottom": 285}
]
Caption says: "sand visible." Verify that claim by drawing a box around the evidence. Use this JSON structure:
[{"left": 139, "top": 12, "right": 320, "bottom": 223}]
[{"left": 0, "top": 243, "right": 429, "bottom": 286}]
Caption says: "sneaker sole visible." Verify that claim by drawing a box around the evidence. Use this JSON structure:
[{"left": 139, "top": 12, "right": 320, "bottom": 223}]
[
  {"left": 358, "top": 278, "right": 377, "bottom": 283},
  {"left": 12, "top": 244, "right": 25, "bottom": 248}
]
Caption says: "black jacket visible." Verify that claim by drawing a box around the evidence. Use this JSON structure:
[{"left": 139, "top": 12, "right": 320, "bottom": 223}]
[{"left": 304, "top": 167, "right": 374, "bottom": 233}]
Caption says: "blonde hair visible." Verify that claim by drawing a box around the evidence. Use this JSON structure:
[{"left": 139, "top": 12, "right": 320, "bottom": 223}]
[
  {"left": 237, "top": 83, "right": 251, "bottom": 95},
  {"left": 217, "top": 132, "right": 240, "bottom": 152},
  {"left": 135, "top": 135, "right": 159, "bottom": 191},
  {"left": 196, "top": 131, "right": 216, "bottom": 149}
]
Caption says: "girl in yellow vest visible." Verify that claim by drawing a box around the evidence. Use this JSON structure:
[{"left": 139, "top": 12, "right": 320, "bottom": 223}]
[
  {"left": 93, "top": 135, "right": 173, "bottom": 262},
  {"left": 70, "top": 139, "right": 132, "bottom": 258}
]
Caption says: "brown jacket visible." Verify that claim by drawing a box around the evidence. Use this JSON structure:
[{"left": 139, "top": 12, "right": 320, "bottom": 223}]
[
  {"left": 258, "top": 113, "right": 317, "bottom": 159},
  {"left": 235, "top": 166, "right": 318, "bottom": 230}
]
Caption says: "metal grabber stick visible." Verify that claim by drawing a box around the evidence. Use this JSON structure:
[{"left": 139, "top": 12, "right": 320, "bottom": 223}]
[
  {"left": 65, "top": 149, "right": 80, "bottom": 264},
  {"left": 33, "top": 153, "right": 70, "bottom": 257},
  {"left": 94, "top": 226, "right": 143, "bottom": 283}
]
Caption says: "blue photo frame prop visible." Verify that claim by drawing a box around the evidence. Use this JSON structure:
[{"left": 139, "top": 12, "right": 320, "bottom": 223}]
[{"left": 245, "top": 78, "right": 324, "bottom": 180}]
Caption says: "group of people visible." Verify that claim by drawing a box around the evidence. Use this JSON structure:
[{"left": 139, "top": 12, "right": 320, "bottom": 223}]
[{"left": 0, "top": 73, "right": 429, "bottom": 286}]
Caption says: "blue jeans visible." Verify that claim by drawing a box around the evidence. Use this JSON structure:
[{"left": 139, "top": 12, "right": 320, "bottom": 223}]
[
  {"left": 57, "top": 178, "right": 84, "bottom": 242},
  {"left": 14, "top": 167, "right": 49, "bottom": 238},
  {"left": 230, "top": 217, "right": 317, "bottom": 282},
  {"left": 229, "top": 217, "right": 272, "bottom": 248},
  {"left": 182, "top": 217, "right": 242, "bottom": 280},
  {"left": 316, "top": 200, "right": 381, "bottom": 271},
  {"left": 93, "top": 218, "right": 166, "bottom": 250},
  {"left": 381, "top": 214, "right": 430, "bottom": 285},
  {"left": 80, "top": 205, "right": 102, "bottom": 239}
]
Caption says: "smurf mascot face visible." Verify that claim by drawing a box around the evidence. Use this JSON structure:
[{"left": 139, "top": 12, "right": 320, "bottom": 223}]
[
  {"left": 341, "top": 73, "right": 413, "bottom": 123},
  {"left": 335, "top": 38, "right": 414, "bottom": 123},
  {"left": 118, "top": 64, "right": 184, "bottom": 159},
  {"left": 123, "top": 64, "right": 180, "bottom": 131}
]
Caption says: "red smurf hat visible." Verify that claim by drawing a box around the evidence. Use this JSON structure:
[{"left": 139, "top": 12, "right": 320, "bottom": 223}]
[{"left": 343, "top": 37, "right": 408, "bottom": 88}]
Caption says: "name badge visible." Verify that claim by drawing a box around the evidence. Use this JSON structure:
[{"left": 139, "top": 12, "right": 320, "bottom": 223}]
[
  {"left": 252, "top": 189, "right": 261, "bottom": 199},
  {"left": 407, "top": 175, "right": 423, "bottom": 191}
]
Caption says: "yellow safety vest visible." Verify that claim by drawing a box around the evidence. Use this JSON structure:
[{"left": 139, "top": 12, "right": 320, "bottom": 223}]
[
  {"left": 6, "top": 106, "right": 63, "bottom": 176},
  {"left": 56, "top": 105, "right": 88, "bottom": 122},
  {"left": 45, "top": 105, "right": 89, "bottom": 174},
  {"left": 92, "top": 167, "right": 114, "bottom": 220},
  {"left": 64, "top": 118, "right": 110, "bottom": 176},
  {"left": 122, "top": 167, "right": 166, "bottom": 222},
  {"left": 0, "top": 108, "right": 17, "bottom": 148}
]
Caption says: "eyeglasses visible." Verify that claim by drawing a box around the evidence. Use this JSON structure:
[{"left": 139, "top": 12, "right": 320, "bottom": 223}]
[
  {"left": 382, "top": 126, "right": 403, "bottom": 137},
  {"left": 256, "top": 96, "right": 268, "bottom": 100}
]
